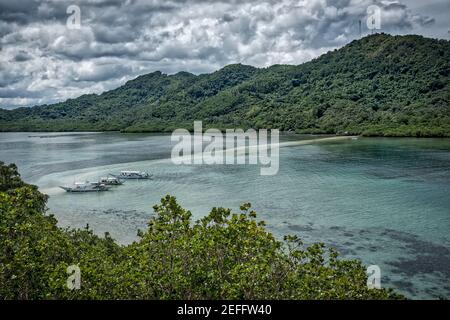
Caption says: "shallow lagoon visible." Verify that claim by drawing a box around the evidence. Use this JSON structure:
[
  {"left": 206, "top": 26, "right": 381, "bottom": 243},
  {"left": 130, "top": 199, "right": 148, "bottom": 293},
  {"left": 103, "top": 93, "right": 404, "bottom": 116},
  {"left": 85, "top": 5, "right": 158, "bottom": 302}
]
[{"left": 1, "top": 132, "right": 449, "bottom": 299}]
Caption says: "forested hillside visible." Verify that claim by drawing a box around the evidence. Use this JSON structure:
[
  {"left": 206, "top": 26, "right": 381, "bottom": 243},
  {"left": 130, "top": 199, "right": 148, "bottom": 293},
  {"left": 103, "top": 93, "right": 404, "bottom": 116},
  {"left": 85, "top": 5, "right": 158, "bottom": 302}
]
[{"left": 1, "top": 34, "right": 449, "bottom": 136}]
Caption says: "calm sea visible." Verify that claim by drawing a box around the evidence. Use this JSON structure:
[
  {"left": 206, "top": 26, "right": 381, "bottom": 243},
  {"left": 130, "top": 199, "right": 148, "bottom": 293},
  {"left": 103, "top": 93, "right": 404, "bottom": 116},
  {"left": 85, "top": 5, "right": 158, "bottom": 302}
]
[{"left": 1, "top": 132, "right": 449, "bottom": 299}]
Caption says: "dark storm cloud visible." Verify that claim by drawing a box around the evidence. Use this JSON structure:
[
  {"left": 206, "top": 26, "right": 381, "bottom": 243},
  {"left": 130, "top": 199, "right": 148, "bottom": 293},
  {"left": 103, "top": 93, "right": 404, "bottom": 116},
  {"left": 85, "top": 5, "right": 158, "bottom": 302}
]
[
  {"left": 13, "top": 50, "right": 32, "bottom": 62},
  {"left": 0, "top": 87, "right": 44, "bottom": 98},
  {"left": 0, "top": 0, "right": 445, "bottom": 109},
  {"left": 0, "top": 71, "right": 21, "bottom": 87},
  {"left": 0, "top": 1, "right": 39, "bottom": 24},
  {"left": 93, "top": 25, "right": 138, "bottom": 44}
]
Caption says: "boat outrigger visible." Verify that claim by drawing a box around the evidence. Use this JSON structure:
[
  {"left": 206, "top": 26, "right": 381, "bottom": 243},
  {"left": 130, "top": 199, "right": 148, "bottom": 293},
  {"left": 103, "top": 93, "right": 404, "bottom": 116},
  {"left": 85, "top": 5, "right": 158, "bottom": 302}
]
[
  {"left": 111, "top": 171, "right": 151, "bottom": 179},
  {"left": 60, "top": 181, "right": 110, "bottom": 192}
]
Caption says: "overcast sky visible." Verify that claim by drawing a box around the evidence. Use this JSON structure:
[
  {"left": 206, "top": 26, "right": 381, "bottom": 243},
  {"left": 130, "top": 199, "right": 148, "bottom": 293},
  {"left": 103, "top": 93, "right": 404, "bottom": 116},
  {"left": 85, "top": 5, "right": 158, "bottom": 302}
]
[{"left": 0, "top": 0, "right": 448, "bottom": 109}]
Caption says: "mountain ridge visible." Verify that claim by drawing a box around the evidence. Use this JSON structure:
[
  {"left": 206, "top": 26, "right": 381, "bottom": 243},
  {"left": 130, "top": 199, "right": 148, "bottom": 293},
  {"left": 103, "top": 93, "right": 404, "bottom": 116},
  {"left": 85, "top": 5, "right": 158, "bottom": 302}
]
[{"left": 1, "top": 33, "right": 449, "bottom": 136}]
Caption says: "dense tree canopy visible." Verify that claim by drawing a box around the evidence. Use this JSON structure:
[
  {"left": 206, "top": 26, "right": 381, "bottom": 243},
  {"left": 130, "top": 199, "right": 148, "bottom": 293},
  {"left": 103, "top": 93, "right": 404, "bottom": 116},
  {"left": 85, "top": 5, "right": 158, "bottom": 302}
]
[
  {"left": 0, "top": 161, "right": 403, "bottom": 299},
  {"left": 0, "top": 34, "right": 449, "bottom": 137}
]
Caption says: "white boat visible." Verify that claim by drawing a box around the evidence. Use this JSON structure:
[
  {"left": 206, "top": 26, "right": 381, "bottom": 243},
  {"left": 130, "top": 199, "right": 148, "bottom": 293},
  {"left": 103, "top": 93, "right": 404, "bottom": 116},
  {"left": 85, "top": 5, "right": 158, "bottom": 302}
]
[
  {"left": 99, "top": 176, "right": 123, "bottom": 185},
  {"left": 112, "top": 171, "right": 151, "bottom": 179},
  {"left": 60, "top": 181, "right": 110, "bottom": 192}
]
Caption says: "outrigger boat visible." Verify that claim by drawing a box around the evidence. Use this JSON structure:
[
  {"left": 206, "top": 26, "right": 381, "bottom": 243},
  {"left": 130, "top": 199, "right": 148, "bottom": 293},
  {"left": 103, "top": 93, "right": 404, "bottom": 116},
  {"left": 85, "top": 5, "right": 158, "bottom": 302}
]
[
  {"left": 99, "top": 175, "right": 123, "bottom": 185},
  {"left": 60, "top": 181, "right": 110, "bottom": 192},
  {"left": 111, "top": 171, "right": 151, "bottom": 179}
]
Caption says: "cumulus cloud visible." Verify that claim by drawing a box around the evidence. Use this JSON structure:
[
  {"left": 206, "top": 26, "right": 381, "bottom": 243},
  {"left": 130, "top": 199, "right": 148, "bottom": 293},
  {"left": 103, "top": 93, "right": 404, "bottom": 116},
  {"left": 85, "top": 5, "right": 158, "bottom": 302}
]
[{"left": 0, "top": 0, "right": 444, "bottom": 109}]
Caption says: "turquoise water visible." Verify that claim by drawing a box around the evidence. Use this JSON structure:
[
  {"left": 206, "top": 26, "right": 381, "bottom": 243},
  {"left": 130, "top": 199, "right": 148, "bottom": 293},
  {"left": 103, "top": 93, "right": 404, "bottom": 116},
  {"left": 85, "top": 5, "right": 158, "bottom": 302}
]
[{"left": 1, "top": 132, "right": 449, "bottom": 299}]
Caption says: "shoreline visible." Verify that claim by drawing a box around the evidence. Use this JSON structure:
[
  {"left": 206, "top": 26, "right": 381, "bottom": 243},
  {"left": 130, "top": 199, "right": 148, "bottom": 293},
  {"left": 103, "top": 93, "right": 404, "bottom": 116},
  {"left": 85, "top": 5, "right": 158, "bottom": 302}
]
[{"left": 1, "top": 129, "right": 450, "bottom": 138}]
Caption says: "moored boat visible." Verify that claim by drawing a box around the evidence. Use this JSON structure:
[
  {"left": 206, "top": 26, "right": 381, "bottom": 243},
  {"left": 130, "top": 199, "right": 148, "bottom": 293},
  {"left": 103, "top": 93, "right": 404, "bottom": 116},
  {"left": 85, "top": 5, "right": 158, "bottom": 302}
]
[
  {"left": 99, "top": 176, "right": 123, "bottom": 185},
  {"left": 60, "top": 181, "right": 110, "bottom": 192},
  {"left": 111, "top": 171, "right": 151, "bottom": 179}
]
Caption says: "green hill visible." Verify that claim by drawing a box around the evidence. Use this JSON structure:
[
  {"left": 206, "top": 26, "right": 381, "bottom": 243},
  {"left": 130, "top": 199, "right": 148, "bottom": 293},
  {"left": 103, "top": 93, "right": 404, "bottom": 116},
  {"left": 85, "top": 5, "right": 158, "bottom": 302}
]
[{"left": 1, "top": 33, "right": 449, "bottom": 136}]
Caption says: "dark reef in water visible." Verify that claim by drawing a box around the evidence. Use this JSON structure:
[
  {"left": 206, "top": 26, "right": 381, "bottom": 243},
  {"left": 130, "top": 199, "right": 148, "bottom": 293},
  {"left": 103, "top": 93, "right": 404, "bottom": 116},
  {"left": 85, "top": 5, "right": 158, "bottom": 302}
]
[{"left": 283, "top": 222, "right": 450, "bottom": 299}]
